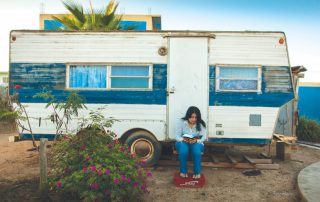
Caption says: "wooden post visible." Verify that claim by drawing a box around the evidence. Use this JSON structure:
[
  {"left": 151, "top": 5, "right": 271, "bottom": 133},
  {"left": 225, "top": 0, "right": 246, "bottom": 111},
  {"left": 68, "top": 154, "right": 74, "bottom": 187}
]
[
  {"left": 39, "top": 138, "right": 48, "bottom": 195},
  {"left": 276, "top": 141, "right": 285, "bottom": 160}
]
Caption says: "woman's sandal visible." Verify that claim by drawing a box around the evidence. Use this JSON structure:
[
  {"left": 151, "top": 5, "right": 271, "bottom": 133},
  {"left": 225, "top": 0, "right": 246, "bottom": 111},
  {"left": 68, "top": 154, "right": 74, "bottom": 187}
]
[
  {"left": 192, "top": 174, "right": 201, "bottom": 179},
  {"left": 180, "top": 173, "right": 188, "bottom": 178}
]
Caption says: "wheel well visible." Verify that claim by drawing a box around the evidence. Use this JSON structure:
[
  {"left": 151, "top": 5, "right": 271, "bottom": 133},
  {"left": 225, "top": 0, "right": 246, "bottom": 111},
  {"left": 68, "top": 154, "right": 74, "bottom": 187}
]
[{"left": 120, "top": 128, "right": 157, "bottom": 143}]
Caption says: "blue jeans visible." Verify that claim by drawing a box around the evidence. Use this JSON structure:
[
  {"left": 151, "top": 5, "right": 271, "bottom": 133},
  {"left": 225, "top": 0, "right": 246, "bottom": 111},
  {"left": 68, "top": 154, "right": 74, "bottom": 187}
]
[{"left": 175, "top": 141, "right": 204, "bottom": 174}]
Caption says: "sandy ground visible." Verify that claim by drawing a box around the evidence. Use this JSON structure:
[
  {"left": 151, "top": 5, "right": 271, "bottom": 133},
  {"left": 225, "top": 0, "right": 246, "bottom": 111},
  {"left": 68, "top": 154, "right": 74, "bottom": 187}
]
[{"left": 0, "top": 128, "right": 320, "bottom": 202}]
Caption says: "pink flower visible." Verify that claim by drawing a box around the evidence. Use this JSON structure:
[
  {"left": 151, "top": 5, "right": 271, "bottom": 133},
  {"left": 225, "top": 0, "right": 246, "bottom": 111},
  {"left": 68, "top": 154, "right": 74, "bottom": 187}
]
[
  {"left": 133, "top": 182, "right": 139, "bottom": 188},
  {"left": 89, "top": 165, "right": 96, "bottom": 172},
  {"left": 146, "top": 171, "right": 152, "bottom": 177},
  {"left": 105, "top": 169, "right": 110, "bottom": 175},
  {"left": 126, "top": 177, "right": 131, "bottom": 183},
  {"left": 85, "top": 156, "right": 92, "bottom": 162},
  {"left": 120, "top": 146, "right": 125, "bottom": 152},
  {"left": 130, "top": 153, "right": 135, "bottom": 158},
  {"left": 114, "top": 178, "right": 119, "bottom": 184},
  {"left": 56, "top": 181, "right": 62, "bottom": 188},
  {"left": 140, "top": 185, "right": 146, "bottom": 190},
  {"left": 121, "top": 175, "right": 126, "bottom": 181},
  {"left": 107, "top": 143, "right": 113, "bottom": 149},
  {"left": 97, "top": 170, "right": 103, "bottom": 175},
  {"left": 81, "top": 145, "right": 86, "bottom": 150},
  {"left": 90, "top": 183, "right": 99, "bottom": 189},
  {"left": 83, "top": 167, "right": 88, "bottom": 172}
]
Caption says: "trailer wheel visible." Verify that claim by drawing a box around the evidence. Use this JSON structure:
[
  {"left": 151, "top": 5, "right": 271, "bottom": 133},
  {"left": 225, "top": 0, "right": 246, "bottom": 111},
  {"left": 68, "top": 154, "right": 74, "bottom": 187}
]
[{"left": 125, "top": 131, "right": 161, "bottom": 166}]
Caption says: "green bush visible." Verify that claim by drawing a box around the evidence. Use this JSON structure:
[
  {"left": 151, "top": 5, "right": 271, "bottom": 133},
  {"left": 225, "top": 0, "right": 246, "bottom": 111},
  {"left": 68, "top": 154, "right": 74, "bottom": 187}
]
[
  {"left": 297, "top": 117, "right": 320, "bottom": 143},
  {"left": 0, "top": 87, "right": 18, "bottom": 121},
  {"left": 49, "top": 127, "right": 151, "bottom": 202}
]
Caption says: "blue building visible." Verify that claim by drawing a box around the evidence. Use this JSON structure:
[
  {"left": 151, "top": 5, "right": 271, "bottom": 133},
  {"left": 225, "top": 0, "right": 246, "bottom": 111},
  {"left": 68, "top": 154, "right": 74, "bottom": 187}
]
[{"left": 298, "top": 82, "right": 320, "bottom": 123}]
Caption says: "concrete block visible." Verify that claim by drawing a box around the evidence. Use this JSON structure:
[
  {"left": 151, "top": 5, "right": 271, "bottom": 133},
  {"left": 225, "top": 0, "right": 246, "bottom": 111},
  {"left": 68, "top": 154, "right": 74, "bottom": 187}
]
[{"left": 8, "top": 135, "right": 19, "bottom": 142}]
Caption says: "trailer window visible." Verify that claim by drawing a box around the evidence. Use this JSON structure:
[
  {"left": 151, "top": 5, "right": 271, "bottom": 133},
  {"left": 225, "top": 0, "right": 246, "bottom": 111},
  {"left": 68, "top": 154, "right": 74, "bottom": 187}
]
[
  {"left": 69, "top": 65, "right": 107, "bottom": 89},
  {"left": 110, "top": 66, "right": 151, "bottom": 89},
  {"left": 216, "top": 66, "right": 261, "bottom": 92}
]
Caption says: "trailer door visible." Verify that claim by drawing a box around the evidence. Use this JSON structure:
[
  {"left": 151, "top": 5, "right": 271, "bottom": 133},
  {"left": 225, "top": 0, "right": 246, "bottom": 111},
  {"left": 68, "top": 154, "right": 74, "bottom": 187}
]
[{"left": 167, "top": 37, "right": 209, "bottom": 139}]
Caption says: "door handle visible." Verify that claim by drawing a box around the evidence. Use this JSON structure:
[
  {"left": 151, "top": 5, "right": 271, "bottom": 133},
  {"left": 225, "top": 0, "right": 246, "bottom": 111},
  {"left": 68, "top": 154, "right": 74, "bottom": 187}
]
[
  {"left": 167, "top": 86, "right": 176, "bottom": 95},
  {"left": 169, "top": 86, "right": 175, "bottom": 94}
]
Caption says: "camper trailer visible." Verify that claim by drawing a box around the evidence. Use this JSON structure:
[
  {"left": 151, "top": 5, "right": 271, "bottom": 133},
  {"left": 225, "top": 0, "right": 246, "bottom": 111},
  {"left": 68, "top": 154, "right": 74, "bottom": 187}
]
[{"left": 9, "top": 30, "right": 294, "bottom": 165}]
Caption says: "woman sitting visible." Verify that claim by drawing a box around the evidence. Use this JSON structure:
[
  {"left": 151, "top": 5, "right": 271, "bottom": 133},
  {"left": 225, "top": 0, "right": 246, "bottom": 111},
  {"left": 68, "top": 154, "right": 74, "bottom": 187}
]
[{"left": 175, "top": 106, "right": 206, "bottom": 179}]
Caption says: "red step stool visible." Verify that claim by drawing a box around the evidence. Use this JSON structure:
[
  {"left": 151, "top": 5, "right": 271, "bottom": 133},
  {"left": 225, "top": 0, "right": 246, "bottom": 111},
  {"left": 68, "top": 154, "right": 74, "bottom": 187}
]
[{"left": 173, "top": 172, "right": 205, "bottom": 188}]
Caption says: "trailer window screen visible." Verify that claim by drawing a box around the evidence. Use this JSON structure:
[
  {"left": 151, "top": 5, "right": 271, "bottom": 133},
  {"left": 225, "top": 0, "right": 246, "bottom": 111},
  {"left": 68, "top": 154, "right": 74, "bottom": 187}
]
[
  {"left": 110, "top": 66, "right": 150, "bottom": 89},
  {"left": 69, "top": 65, "right": 107, "bottom": 89},
  {"left": 249, "top": 114, "right": 262, "bottom": 126},
  {"left": 216, "top": 67, "right": 261, "bottom": 92}
]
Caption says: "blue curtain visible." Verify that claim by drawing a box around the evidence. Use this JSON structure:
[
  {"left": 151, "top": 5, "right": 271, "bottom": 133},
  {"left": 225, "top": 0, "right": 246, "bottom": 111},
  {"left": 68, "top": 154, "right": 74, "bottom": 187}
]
[{"left": 69, "top": 65, "right": 106, "bottom": 88}]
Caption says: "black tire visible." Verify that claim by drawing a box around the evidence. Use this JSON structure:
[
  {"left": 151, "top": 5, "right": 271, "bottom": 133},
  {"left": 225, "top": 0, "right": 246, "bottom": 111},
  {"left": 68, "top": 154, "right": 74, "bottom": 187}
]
[{"left": 125, "top": 130, "right": 162, "bottom": 166}]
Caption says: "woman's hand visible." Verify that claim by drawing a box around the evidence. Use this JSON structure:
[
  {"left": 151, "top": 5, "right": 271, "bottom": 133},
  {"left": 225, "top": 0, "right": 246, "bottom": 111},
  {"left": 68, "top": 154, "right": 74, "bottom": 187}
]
[
  {"left": 188, "top": 138, "right": 197, "bottom": 144},
  {"left": 182, "top": 138, "right": 189, "bottom": 143},
  {"left": 183, "top": 137, "right": 197, "bottom": 144}
]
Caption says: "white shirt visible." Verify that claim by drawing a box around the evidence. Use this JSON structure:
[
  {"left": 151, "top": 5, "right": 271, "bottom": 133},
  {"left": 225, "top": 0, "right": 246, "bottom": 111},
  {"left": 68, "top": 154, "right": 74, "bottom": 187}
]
[{"left": 175, "top": 119, "right": 206, "bottom": 143}]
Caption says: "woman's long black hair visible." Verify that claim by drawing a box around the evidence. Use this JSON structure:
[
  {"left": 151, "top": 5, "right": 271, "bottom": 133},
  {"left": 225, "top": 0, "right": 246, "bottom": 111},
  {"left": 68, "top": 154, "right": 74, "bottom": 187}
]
[{"left": 182, "top": 106, "right": 206, "bottom": 131}]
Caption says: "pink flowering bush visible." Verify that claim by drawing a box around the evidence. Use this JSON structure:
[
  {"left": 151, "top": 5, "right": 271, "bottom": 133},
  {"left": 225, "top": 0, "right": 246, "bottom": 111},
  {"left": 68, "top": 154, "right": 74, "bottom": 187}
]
[{"left": 49, "top": 126, "right": 151, "bottom": 202}]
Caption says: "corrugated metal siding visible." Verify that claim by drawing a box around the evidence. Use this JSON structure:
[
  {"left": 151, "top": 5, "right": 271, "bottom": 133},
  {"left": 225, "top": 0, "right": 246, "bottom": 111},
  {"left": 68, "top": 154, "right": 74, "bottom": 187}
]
[
  {"left": 10, "top": 32, "right": 167, "bottom": 64},
  {"left": 208, "top": 106, "right": 279, "bottom": 139},
  {"left": 209, "top": 33, "right": 289, "bottom": 66}
]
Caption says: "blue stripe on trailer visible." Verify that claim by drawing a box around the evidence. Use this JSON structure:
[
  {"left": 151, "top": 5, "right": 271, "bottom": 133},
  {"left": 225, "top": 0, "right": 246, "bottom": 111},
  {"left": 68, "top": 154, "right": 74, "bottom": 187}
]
[
  {"left": 209, "top": 66, "right": 294, "bottom": 107},
  {"left": 10, "top": 63, "right": 167, "bottom": 105},
  {"left": 208, "top": 138, "right": 271, "bottom": 145},
  {"left": 20, "top": 134, "right": 57, "bottom": 141}
]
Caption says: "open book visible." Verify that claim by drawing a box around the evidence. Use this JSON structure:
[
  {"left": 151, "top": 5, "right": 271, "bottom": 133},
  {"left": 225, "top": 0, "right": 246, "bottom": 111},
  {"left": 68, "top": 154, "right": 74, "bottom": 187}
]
[{"left": 182, "top": 134, "right": 196, "bottom": 138}]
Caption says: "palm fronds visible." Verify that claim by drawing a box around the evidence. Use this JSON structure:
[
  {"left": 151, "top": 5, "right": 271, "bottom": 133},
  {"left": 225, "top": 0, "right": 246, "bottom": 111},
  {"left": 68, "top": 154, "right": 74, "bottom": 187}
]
[{"left": 53, "top": 0, "right": 128, "bottom": 31}]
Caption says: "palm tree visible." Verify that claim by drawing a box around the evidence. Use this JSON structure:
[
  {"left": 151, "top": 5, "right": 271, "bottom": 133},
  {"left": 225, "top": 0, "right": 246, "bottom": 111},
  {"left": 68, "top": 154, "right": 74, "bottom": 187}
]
[{"left": 52, "top": 0, "right": 129, "bottom": 31}]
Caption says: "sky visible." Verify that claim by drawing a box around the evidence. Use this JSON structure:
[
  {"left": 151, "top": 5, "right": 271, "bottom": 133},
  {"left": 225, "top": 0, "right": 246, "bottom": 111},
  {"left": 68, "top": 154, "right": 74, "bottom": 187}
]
[{"left": 0, "top": 0, "right": 319, "bottom": 82}]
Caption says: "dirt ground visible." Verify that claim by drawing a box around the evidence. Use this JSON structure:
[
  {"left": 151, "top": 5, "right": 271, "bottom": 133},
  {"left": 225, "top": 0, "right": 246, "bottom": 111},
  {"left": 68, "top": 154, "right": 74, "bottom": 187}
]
[{"left": 1, "top": 129, "right": 320, "bottom": 202}]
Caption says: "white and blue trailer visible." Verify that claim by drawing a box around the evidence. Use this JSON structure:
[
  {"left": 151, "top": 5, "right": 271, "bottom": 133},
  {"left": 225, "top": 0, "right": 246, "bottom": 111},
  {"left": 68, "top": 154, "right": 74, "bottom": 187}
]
[{"left": 9, "top": 30, "right": 294, "bottom": 164}]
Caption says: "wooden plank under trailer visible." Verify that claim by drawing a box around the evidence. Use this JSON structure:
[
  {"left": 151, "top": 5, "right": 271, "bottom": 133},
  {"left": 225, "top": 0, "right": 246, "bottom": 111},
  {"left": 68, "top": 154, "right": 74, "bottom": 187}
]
[{"left": 158, "top": 152, "right": 279, "bottom": 170}]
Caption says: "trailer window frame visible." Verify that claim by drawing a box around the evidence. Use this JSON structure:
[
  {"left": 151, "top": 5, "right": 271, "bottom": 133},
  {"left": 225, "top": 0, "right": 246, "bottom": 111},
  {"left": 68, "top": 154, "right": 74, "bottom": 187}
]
[
  {"left": 66, "top": 63, "right": 153, "bottom": 91},
  {"left": 215, "top": 65, "right": 261, "bottom": 92},
  {"left": 109, "top": 65, "right": 153, "bottom": 90}
]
